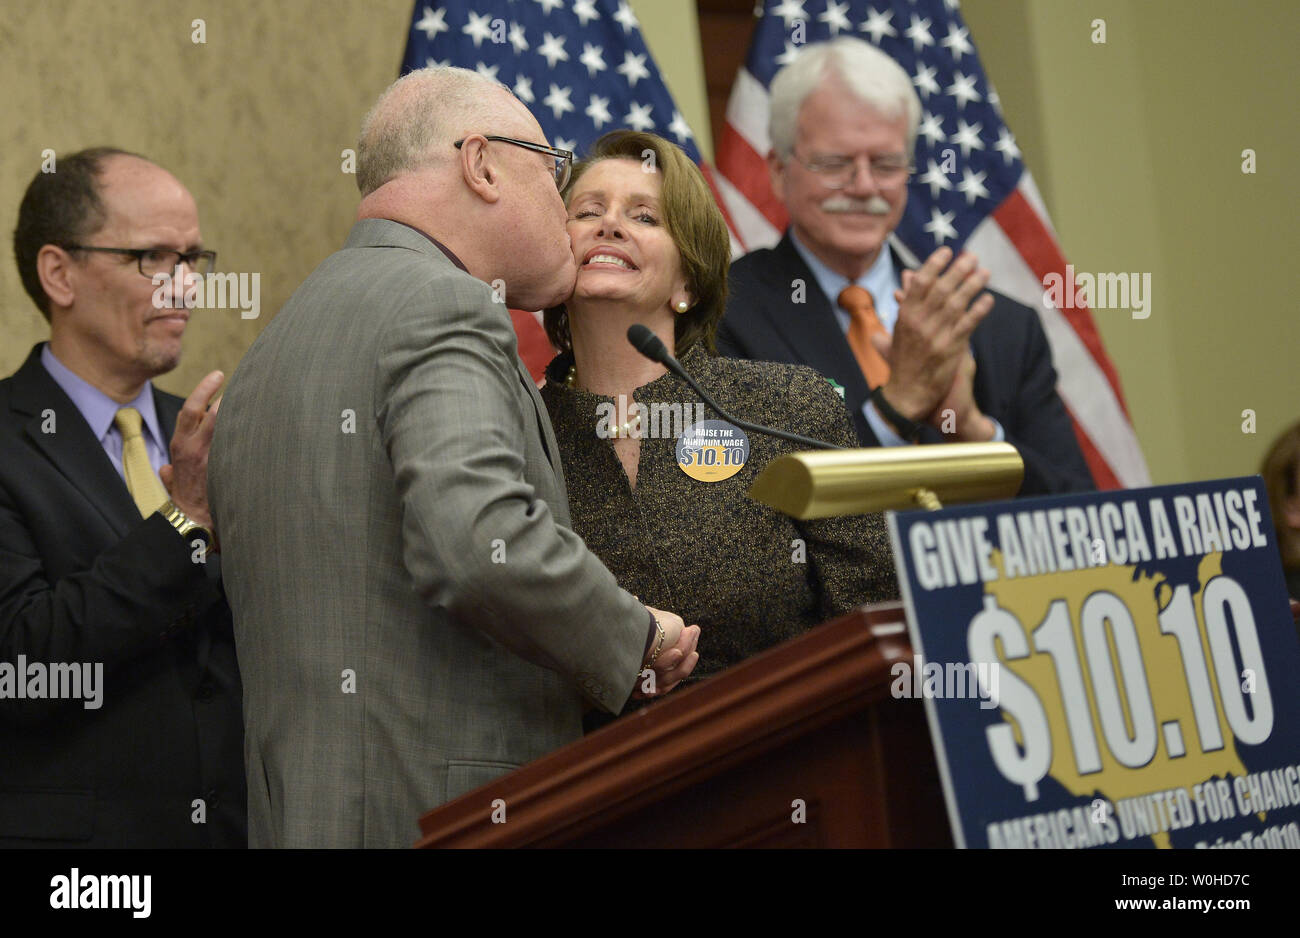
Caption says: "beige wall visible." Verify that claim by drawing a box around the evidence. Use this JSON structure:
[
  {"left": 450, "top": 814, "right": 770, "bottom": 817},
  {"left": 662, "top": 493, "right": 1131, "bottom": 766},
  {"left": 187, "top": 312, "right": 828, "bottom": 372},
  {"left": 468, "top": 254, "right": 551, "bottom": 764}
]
[
  {"left": 635, "top": 0, "right": 712, "bottom": 158},
  {"left": 0, "top": 0, "right": 707, "bottom": 398},
  {"left": 964, "top": 0, "right": 1298, "bottom": 484},
  {"left": 2, "top": 1, "right": 1293, "bottom": 488},
  {"left": 0, "top": 0, "right": 417, "bottom": 397}
]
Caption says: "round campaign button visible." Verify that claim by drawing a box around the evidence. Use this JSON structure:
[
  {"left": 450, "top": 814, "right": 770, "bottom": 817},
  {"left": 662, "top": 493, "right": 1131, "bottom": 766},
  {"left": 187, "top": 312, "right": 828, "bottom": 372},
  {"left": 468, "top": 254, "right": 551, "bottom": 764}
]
[{"left": 676, "top": 419, "right": 749, "bottom": 482}]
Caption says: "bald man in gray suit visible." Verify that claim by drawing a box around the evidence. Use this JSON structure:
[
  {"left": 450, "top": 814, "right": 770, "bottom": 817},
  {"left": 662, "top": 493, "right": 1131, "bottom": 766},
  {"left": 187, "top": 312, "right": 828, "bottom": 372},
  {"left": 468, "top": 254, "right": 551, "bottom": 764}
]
[{"left": 208, "top": 67, "right": 699, "bottom": 848}]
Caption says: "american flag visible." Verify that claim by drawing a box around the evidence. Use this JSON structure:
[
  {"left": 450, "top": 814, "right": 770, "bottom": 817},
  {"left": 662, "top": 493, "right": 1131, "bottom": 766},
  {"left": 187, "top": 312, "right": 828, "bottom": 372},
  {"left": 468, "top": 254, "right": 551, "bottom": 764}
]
[
  {"left": 715, "top": 0, "right": 1150, "bottom": 490},
  {"left": 400, "top": 1, "right": 708, "bottom": 381}
]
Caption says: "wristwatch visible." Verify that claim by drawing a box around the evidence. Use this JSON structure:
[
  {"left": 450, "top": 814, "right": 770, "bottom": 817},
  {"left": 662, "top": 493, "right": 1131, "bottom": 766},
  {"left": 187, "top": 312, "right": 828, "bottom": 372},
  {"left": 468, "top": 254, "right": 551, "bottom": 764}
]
[
  {"left": 158, "top": 498, "right": 213, "bottom": 549},
  {"left": 870, "top": 386, "right": 925, "bottom": 443}
]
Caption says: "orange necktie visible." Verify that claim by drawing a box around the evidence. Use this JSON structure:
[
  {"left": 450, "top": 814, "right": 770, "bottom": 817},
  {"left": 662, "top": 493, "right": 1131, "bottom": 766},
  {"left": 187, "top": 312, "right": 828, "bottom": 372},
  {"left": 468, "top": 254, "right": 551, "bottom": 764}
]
[{"left": 837, "top": 284, "right": 891, "bottom": 388}]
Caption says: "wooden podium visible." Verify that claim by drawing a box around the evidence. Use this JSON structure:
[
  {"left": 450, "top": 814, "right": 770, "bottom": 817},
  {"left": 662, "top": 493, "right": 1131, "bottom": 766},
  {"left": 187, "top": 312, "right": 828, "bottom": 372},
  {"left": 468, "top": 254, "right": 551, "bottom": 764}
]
[{"left": 415, "top": 601, "right": 953, "bottom": 848}]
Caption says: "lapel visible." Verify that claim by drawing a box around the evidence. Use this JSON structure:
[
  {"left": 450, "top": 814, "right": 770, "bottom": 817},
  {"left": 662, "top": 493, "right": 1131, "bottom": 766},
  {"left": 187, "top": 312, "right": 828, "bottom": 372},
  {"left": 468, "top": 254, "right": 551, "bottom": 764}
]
[
  {"left": 10, "top": 345, "right": 143, "bottom": 538},
  {"left": 153, "top": 384, "right": 180, "bottom": 445},
  {"left": 515, "top": 355, "right": 559, "bottom": 473},
  {"left": 765, "top": 232, "right": 874, "bottom": 415}
]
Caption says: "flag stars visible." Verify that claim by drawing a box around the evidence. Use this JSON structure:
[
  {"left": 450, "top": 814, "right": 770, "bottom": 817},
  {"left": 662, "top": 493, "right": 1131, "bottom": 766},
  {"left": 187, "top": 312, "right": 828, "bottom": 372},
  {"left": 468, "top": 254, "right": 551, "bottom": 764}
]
[
  {"left": 617, "top": 50, "right": 650, "bottom": 87},
  {"left": 508, "top": 22, "right": 529, "bottom": 54},
  {"left": 613, "top": 1, "right": 639, "bottom": 34},
  {"left": 771, "top": 0, "right": 808, "bottom": 28},
  {"left": 534, "top": 0, "right": 565, "bottom": 14},
  {"left": 859, "top": 7, "right": 897, "bottom": 44},
  {"left": 572, "top": 0, "right": 600, "bottom": 25},
  {"left": 579, "top": 42, "right": 607, "bottom": 78},
  {"left": 475, "top": 61, "right": 500, "bottom": 81},
  {"left": 950, "top": 118, "right": 985, "bottom": 157},
  {"left": 586, "top": 94, "right": 613, "bottom": 129},
  {"left": 775, "top": 40, "right": 802, "bottom": 67},
  {"left": 994, "top": 127, "right": 1021, "bottom": 164},
  {"left": 918, "top": 158, "right": 953, "bottom": 200},
  {"left": 555, "top": 137, "right": 577, "bottom": 153},
  {"left": 941, "top": 22, "right": 973, "bottom": 60},
  {"left": 946, "top": 71, "right": 982, "bottom": 109},
  {"left": 513, "top": 75, "right": 535, "bottom": 103},
  {"left": 414, "top": 6, "right": 449, "bottom": 40},
  {"left": 917, "top": 111, "right": 946, "bottom": 148},
  {"left": 542, "top": 83, "right": 575, "bottom": 119},
  {"left": 537, "top": 32, "right": 569, "bottom": 68},
  {"left": 819, "top": 1, "right": 851, "bottom": 34},
  {"left": 957, "top": 168, "right": 990, "bottom": 205},
  {"left": 905, "top": 13, "right": 934, "bottom": 52},
  {"left": 462, "top": 10, "right": 495, "bottom": 48},
  {"left": 924, "top": 207, "right": 958, "bottom": 244},
  {"left": 624, "top": 101, "right": 654, "bottom": 132},
  {"left": 667, "top": 110, "right": 693, "bottom": 144},
  {"left": 913, "top": 64, "right": 940, "bottom": 99}
]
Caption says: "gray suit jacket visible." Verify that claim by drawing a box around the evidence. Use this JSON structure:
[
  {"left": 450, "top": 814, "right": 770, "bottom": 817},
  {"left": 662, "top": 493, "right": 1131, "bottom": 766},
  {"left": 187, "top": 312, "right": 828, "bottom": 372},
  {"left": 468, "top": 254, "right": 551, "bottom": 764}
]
[{"left": 208, "top": 219, "right": 647, "bottom": 848}]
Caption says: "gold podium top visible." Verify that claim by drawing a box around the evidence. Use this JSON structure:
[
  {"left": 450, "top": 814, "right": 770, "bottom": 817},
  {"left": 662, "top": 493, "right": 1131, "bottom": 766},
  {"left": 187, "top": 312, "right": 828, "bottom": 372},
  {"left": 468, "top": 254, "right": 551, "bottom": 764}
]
[{"left": 747, "top": 442, "right": 1025, "bottom": 519}]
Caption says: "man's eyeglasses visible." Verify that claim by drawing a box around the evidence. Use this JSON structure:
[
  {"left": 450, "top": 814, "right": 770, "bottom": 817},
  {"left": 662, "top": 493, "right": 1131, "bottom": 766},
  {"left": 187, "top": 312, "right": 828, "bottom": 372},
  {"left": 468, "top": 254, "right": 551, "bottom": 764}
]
[
  {"left": 454, "top": 135, "right": 574, "bottom": 190},
  {"left": 792, "top": 151, "right": 914, "bottom": 190},
  {"left": 64, "top": 245, "right": 217, "bottom": 278}
]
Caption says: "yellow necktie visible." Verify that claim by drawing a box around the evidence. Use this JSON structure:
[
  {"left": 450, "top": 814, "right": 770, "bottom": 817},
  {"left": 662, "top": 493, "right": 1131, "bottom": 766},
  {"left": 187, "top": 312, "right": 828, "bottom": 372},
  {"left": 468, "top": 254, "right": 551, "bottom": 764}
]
[
  {"left": 837, "top": 284, "right": 891, "bottom": 388},
  {"left": 114, "top": 407, "right": 169, "bottom": 517}
]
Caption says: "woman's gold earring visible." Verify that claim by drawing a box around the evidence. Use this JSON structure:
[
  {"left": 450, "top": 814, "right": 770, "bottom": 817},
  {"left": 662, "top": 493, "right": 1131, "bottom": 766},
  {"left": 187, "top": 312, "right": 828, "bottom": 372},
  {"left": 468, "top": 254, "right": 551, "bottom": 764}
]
[{"left": 675, "top": 300, "right": 689, "bottom": 314}]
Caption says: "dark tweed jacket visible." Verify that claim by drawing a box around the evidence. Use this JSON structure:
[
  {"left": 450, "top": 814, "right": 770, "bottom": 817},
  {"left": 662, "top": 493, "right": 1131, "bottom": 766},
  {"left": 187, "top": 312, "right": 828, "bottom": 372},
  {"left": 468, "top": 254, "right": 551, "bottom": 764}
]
[{"left": 540, "top": 344, "right": 899, "bottom": 691}]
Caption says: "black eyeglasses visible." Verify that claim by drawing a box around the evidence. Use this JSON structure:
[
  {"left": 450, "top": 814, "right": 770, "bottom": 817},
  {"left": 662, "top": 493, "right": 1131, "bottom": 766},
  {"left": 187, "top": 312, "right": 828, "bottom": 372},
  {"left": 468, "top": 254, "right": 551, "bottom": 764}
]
[
  {"left": 64, "top": 245, "right": 217, "bottom": 278},
  {"left": 454, "top": 135, "right": 574, "bottom": 190}
]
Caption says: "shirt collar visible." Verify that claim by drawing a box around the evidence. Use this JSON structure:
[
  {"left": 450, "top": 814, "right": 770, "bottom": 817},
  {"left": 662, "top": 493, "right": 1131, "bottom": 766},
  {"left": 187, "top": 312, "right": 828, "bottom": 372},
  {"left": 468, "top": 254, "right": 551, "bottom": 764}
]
[
  {"left": 40, "top": 343, "right": 164, "bottom": 448},
  {"left": 390, "top": 221, "right": 469, "bottom": 273},
  {"left": 788, "top": 228, "right": 898, "bottom": 308}
]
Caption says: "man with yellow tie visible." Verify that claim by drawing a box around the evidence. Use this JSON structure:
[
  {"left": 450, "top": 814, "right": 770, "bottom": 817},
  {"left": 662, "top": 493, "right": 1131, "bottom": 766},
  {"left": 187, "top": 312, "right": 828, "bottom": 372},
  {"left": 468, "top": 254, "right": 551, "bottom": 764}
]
[
  {"left": 0, "top": 147, "right": 246, "bottom": 846},
  {"left": 719, "top": 38, "right": 1093, "bottom": 496}
]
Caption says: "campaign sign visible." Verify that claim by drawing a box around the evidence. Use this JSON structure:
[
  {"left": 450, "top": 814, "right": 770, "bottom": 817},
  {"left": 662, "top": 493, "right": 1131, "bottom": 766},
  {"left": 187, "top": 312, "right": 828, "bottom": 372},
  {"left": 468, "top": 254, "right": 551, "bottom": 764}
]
[{"left": 885, "top": 476, "right": 1300, "bottom": 849}]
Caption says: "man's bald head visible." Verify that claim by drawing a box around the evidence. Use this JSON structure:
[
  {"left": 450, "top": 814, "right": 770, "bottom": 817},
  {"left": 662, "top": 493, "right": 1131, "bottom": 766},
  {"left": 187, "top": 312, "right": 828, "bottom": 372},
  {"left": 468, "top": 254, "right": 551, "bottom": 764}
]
[
  {"left": 354, "top": 66, "right": 578, "bottom": 312},
  {"left": 356, "top": 66, "right": 526, "bottom": 196},
  {"left": 13, "top": 146, "right": 151, "bottom": 319},
  {"left": 16, "top": 149, "right": 203, "bottom": 399}
]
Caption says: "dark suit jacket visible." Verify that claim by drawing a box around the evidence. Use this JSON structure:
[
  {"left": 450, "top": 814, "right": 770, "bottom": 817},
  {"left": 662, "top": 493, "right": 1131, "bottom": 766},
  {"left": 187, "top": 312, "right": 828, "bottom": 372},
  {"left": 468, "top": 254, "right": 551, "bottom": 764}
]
[
  {"left": 718, "top": 232, "right": 1095, "bottom": 496},
  {"left": 541, "top": 345, "right": 899, "bottom": 685},
  {"left": 0, "top": 344, "right": 246, "bottom": 847}
]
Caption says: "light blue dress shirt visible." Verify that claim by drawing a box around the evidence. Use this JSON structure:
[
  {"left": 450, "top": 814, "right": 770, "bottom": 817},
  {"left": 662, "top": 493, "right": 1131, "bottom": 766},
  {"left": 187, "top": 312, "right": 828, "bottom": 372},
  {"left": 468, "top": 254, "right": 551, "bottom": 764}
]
[
  {"left": 41, "top": 343, "right": 168, "bottom": 481},
  {"left": 787, "top": 230, "right": 1004, "bottom": 446}
]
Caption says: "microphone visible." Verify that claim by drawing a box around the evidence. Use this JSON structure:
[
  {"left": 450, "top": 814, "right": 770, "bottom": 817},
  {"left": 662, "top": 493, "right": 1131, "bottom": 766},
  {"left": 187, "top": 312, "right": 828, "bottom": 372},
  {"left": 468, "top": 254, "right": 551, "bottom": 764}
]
[{"left": 626, "top": 325, "right": 843, "bottom": 451}]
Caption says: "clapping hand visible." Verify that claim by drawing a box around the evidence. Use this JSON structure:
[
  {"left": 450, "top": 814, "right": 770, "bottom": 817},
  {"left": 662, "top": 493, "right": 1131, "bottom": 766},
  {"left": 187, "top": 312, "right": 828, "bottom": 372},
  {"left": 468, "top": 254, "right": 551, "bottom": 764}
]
[
  {"left": 871, "top": 247, "right": 993, "bottom": 429},
  {"left": 160, "top": 370, "right": 223, "bottom": 538}
]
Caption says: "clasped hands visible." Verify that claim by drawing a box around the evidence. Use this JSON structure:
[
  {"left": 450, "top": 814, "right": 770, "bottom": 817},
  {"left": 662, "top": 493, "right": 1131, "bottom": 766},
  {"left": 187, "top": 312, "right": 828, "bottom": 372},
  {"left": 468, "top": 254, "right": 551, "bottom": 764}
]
[
  {"left": 634, "top": 606, "right": 700, "bottom": 699},
  {"left": 869, "top": 246, "right": 997, "bottom": 442},
  {"left": 163, "top": 371, "right": 705, "bottom": 697}
]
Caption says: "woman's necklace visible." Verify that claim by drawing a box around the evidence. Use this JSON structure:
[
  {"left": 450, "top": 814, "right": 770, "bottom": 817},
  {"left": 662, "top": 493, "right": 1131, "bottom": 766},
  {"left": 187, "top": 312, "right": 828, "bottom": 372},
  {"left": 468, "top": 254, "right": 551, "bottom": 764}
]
[{"left": 564, "top": 364, "right": 642, "bottom": 439}]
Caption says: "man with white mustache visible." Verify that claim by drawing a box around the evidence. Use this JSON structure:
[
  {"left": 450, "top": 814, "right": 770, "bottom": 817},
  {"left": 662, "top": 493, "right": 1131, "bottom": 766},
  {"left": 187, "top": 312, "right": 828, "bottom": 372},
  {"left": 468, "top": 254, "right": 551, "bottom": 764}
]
[{"left": 719, "top": 38, "right": 1094, "bottom": 496}]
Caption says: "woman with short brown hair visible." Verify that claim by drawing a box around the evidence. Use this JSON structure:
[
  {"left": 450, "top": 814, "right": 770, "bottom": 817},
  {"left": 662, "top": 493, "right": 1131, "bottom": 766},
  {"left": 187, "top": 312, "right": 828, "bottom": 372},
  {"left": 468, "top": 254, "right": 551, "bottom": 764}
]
[{"left": 540, "top": 131, "right": 898, "bottom": 718}]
